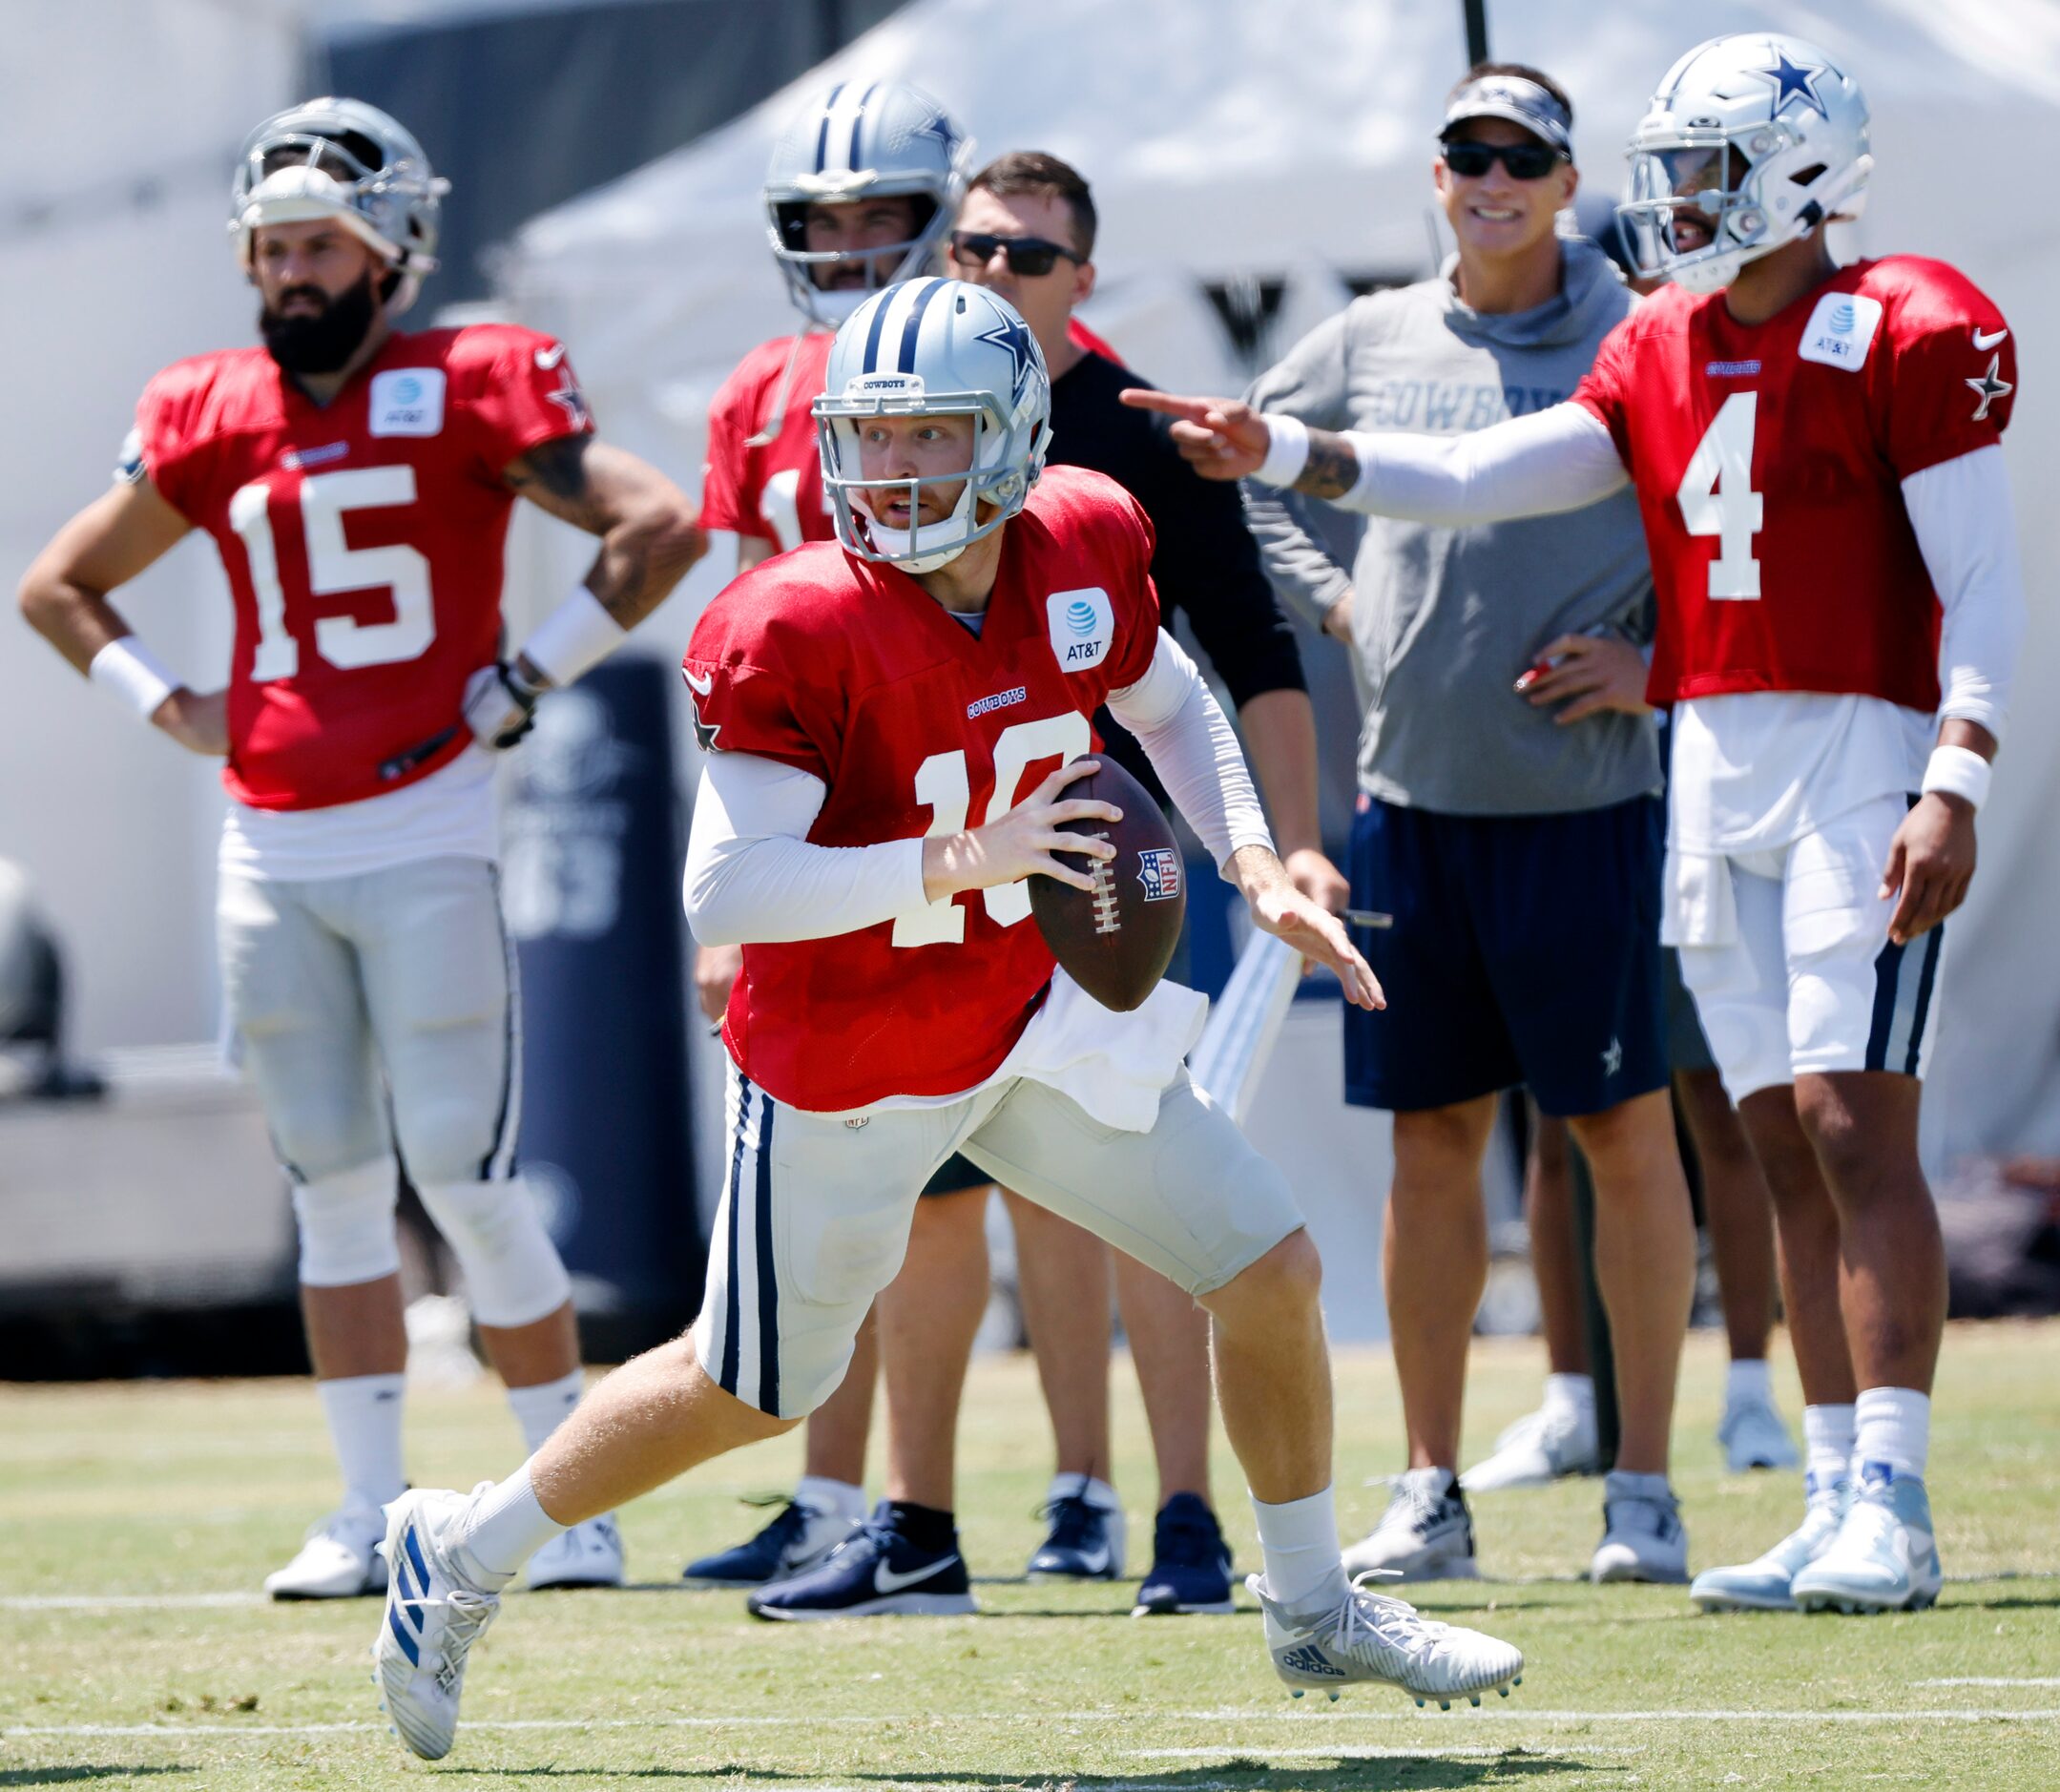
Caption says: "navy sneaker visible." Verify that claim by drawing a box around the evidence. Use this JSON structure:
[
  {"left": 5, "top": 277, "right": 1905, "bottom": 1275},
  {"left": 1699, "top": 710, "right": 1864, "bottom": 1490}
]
[
  {"left": 746, "top": 1504, "right": 975, "bottom": 1619},
  {"left": 681, "top": 1493, "right": 854, "bottom": 1589},
  {"left": 1027, "top": 1474, "right": 1126, "bottom": 1581},
  {"left": 1133, "top": 1492, "right": 1234, "bottom": 1615}
]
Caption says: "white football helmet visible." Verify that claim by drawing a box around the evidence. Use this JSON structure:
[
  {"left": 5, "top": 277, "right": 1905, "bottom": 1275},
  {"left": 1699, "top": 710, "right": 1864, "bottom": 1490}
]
[
  {"left": 815, "top": 278, "right": 1051, "bottom": 574},
  {"left": 764, "top": 80, "right": 973, "bottom": 326},
  {"left": 1617, "top": 34, "right": 1870, "bottom": 294},
  {"left": 231, "top": 98, "right": 448, "bottom": 316}
]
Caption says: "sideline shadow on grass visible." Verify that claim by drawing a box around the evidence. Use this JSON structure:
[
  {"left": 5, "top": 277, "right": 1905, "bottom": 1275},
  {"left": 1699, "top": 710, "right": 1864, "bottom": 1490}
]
[
  {"left": 443, "top": 1756, "right": 1610, "bottom": 1788},
  {"left": 0, "top": 1771, "right": 198, "bottom": 1786}
]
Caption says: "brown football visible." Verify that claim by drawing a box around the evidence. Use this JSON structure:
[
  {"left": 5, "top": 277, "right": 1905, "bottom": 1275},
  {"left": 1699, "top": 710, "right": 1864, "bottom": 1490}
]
[{"left": 1028, "top": 756, "right": 1187, "bottom": 1011}]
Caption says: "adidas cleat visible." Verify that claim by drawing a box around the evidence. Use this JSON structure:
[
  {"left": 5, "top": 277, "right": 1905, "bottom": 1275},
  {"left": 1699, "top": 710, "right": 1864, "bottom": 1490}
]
[
  {"left": 373, "top": 1489, "right": 502, "bottom": 1761},
  {"left": 1592, "top": 1477, "right": 1689, "bottom": 1584},
  {"left": 1690, "top": 1473, "right": 1847, "bottom": 1612},
  {"left": 1790, "top": 1464, "right": 1942, "bottom": 1615},
  {"left": 265, "top": 1500, "right": 387, "bottom": 1599},
  {"left": 1251, "top": 1571, "right": 1523, "bottom": 1707},
  {"left": 1342, "top": 1469, "right": 1478, "bottom": 1582}
]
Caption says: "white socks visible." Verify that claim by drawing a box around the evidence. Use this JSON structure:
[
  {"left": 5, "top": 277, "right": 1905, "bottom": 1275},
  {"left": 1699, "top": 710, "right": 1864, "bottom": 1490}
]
[
  {"left": 456, "top": 1464, "right": 564, "bottom": 1586},
  {"left": 1251, "top": 1486, "right": 1350, "bottom": 1613},
  {"left": 317, "top": 1372, "right": 406, "bottom": 1512},
  {"left": 1542, "top": 1373, "right": 1596, "bottom": 1427},
  {"left": 796, "top": 1475, "right": 868, "bottom": 1524},
  {"left": 1046, "top": 1471, "right": 1120, "bottom": 1512},
  {"left": 1724, "top": 1358, "right": 1772, "bottom": 1407},
  {"left": 1854, "top": 1386, "right": 1930, "bottom": 1481},
  {"left": 1802, "top": 1402, "right": 1857, "bottom": 1490},
  {"left": 507, "top": 1368, "right": 586, "bottom": 1454}
]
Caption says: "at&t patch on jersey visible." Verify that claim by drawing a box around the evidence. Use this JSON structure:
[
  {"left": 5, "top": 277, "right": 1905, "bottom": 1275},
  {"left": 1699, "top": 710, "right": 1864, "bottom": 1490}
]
[
  {"left": 368, "top": 367, "right": 447, "bottom": 435},
  {"left": 1047, "top": 586, "right": 1114, "bottom": 673},
  {"left": 1135, "top": 846, "right": 1181, "bottom": 903},
  {"left": 1797, "top": 292, "right": 1883, "bottom": 370}
]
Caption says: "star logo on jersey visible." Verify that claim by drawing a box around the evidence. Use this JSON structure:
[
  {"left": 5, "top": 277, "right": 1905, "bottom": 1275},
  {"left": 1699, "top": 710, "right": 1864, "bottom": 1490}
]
[
  {"left": 683, "top": 665, "right": 722, "bottom": 751},
  {"left": 913, "top": 110, "right": 961, "bottom": 157},
  {"left": 975, "top": 313, "right": 1038, "bottom": 400},
  {"left": 1755, "top": 50, "right": 1830, "bottom": 119},
  {"left": 1966, "top": 352, "right": 2012, "bottom": 422},
  {"left": 545, "top": 365, "right": 593, "bottom": 431}
]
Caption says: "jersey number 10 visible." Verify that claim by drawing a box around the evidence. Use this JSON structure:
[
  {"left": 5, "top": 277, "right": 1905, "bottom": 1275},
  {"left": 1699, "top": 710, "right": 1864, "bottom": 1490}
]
[
  {"left": 1674, "top": 392, "right": 1765, "bottom": 601},
  {"left": 230, "top": 467, "right": 435, "bottom": 680}
]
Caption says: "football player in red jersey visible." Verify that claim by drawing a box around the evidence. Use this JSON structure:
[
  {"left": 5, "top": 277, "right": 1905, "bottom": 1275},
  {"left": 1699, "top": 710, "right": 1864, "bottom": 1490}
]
[
  {"left": 18, "top": 99, "right": 704, "bottom": 1598},
  {"left": 365, "top": 280, "right": 1525, "bottom": 1762},
  {"left": 1129, "top": 33, "right": 2026, "bottom": 1616}
]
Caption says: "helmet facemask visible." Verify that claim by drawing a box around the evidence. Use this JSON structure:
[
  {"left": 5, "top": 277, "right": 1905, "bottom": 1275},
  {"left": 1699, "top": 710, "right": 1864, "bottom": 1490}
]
[{"left": 770, "top": 191, "right": 947, "bottom": 326}]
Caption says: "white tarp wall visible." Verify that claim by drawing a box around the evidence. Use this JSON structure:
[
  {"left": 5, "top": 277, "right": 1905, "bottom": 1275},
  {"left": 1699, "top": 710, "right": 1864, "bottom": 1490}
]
[
  {"left": 502, "top": 0, "right": 2060, "bottom": 1166},
  {"left": 0, "top": 2, "right": 301, "bottom": 1052}
]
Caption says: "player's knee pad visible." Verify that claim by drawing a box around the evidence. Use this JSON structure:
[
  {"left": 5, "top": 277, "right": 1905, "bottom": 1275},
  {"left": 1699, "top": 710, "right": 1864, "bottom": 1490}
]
[
  {"left": 392, "top": 1092, "right": 502, "bottom": 1192},
  {"left": 415, "top": 1176, "right": 570, "bottom": 1328},
  {"left": 291, "top": 1158, "right": 402, "bottom": 1287}
]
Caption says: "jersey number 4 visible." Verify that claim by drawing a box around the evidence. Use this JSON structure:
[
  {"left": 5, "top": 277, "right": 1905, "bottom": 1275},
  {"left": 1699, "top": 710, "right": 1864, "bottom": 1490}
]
[
  {"left": 893, "top": 712, "right": 1092, "bottom": 948},
  {"left": 230, "top": 467, "right": 434, "bottom": 680},
  {"left": 1675, "top": 392, "right": 1764, "bottom": 600}
]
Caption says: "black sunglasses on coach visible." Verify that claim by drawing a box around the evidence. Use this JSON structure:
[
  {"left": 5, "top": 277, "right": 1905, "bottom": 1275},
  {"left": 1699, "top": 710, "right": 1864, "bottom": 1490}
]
[
  {"left": 1441, "top": 139, "right": 1566, "bottom": 180},
  {"left": 948, "top": 230, "right": 1084, "bottom": 277}
]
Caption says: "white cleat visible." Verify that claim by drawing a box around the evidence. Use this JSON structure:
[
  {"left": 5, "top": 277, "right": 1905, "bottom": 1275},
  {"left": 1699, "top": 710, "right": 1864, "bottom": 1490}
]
[
  {"left": 1250, "top": 1572, "right": 1523, "bottom": 1708},
  {"left": 1790, "top": 1465, "right": 1942, "bottom": 1615},
  {"left": 1718, "top": 1394, "right": 1800, "bottom": 1472},
  {"left": 1461, "top": 1405, "right": 1601, "bottom": 1492},
  {"left": 524, "top": 1513, "right": 625, "bottom": 1591},
  {"left": 1691, "top": 1474, "right": 1847, "bottom": 1612},
  {"left": 373, "top": 1488, "right": 502, "bottom": 1761},
  {"left": 265, "top": 1501, "right": 388, "bottom": 1600},
  {"left": 1342, "top": 1471, "right": 1478, "bottom": 1582},
  {"left": 1591, "top": 1482, "right": 1690, "bottom": 1584}
]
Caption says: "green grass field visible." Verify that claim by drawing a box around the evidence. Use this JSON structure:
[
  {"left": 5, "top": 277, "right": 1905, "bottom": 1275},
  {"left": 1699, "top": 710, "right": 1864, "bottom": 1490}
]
[{"left": 4, "top": 1324, "right": 2057, "bottom": 1790}]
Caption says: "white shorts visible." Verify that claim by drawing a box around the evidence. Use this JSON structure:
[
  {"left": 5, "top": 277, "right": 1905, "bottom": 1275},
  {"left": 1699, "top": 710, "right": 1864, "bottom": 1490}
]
[
  {"left": 218, "top": 855, "right": 520, "bottom": 1187},
  {"left": 1668, "top": 795, "right": 1946, "bottom": 1103},
  {"left": 693, "top": 1059, "right": 1304, "bottom": 1419}
]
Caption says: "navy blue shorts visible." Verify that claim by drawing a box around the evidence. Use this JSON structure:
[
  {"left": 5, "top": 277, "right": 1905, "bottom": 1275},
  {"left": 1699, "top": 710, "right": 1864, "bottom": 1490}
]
[{"left": 1343, "top": 794, "right": 1669, "bottom": 1117}]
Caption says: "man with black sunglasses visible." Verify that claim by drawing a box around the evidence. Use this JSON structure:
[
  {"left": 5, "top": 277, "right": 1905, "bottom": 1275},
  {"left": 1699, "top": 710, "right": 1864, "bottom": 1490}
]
[{"left": 1157, "top": 63, "right": 1699, "bottom": 1588}]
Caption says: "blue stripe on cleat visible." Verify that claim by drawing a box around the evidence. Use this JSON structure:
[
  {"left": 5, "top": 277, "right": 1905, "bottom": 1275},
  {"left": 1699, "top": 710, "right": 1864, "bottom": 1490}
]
[{"left": 387, "top": 1604, "right": 421, "bottom": 1665}]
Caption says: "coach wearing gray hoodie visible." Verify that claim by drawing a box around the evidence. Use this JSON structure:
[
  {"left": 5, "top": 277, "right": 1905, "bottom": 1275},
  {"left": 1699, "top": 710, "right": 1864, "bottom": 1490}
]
[{"left": 1239, "top": 66, "right": 1696, "bottom": 1588}]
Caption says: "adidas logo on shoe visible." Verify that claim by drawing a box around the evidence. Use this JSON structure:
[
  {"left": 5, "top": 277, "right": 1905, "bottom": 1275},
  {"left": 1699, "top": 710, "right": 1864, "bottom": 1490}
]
[{"left": 1280, "top": 1643, "right": 1346, "bottom": 1678}]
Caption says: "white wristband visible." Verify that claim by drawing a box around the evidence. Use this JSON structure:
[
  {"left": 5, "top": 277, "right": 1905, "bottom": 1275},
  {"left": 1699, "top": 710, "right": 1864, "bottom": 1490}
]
[
  {"left": 1921, "top": 743, "right": 1992, "bottom": 810},
  {"left": 89, "top": 636, "right": 179, "bottom": 721},
  {"left": 1253, "top": 413, "right": 1311, "bottom": 488},
  {"left": 518, "top": 587, "right": 629, "bottom": 688}
]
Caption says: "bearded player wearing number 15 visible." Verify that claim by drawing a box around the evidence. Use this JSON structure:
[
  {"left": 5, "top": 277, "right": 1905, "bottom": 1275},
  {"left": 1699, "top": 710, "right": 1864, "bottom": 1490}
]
[
  {"left": 18, "top": 100, "right": 704, "bottom": 1597},
  {"left": 1132, "top": 34, "right": 2027, "bottom": 1617},
  {"left": 363, "top": 278, "right": 1524, "bottom": 1762}
]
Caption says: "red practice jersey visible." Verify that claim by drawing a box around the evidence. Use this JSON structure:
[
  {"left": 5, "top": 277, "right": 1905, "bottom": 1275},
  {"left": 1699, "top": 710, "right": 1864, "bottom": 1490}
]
[
  {"left": 1572, "top": 256, "right": 2016, "bottom": 711},
  {"left": 135, "top": 325, "right": 593, "bottom": 810},
  {"left": 701, "top": 318, "right": 1122, "bottom": 555},
  {"left": 683, "top": 464, "right": 1160, "bottom": 1112}
]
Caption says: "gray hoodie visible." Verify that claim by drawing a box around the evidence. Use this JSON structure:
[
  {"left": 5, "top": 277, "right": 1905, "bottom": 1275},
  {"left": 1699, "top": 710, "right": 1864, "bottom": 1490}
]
[{"left": 1243, "top": 237, "right": 1661, "bottom": 816}]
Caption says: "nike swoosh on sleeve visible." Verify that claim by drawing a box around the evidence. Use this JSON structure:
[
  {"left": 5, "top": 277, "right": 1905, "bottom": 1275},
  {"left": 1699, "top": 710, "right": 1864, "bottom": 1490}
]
[
  {"left": 683, "top": 667, "right": 714, "bottom": 696},
  {"left": 1972, "top": 326, "right": 2008, "bottom": 351},
  {"left": 534, "top": 344, "right": 569, "bottom": 369}
]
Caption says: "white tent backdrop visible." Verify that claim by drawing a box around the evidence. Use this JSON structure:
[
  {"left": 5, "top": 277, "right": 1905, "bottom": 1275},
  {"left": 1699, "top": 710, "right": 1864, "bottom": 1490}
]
[{"left": 501, "top": 0, "right": 2060, "bottom": 1167}]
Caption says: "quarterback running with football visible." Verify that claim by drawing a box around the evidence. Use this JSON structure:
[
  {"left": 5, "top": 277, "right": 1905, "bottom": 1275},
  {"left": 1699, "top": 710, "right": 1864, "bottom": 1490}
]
[
  {"left": 18, "top": 101, "right": 704, "bottom": 1596},
  {"left": 1131, "top": 33, "right": 2025, "bottom": 1615},
  {"left": 367, "top": 278, "right": 1525, "bottom": 1761}
]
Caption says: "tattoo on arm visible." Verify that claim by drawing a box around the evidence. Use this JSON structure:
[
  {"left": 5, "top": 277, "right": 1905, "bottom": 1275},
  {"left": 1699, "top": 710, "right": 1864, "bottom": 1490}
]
[
  {"left": 507, "top": 434, "right": 705, "bottom": 631},
  {"left": 505, "top": 434, "right": 606, "bottom": 531},
  {"left": 1294, "top": 429, "right": 1362, "bottom": 501}
]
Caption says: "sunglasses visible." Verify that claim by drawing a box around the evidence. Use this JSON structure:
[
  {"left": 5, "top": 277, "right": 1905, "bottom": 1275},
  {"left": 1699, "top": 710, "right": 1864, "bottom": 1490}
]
[
  {"left": 1441, "top": 140, "right": 1565, "bottom": 181},
  {"left": 948, "top": 230, "right": 1084, "bottom": 277}
]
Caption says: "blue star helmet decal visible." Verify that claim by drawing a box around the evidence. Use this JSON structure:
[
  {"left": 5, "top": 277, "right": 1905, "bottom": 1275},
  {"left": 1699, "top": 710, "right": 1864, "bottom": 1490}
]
[
  {"left": 976, "top": 312, "right": 1038, "bottom": 399},
  {"left": 1756, "top": 50, "right": 1831, "bottom": 120},
  {"left": 913, "top": 110, "right": 960, "bottom": 156}
]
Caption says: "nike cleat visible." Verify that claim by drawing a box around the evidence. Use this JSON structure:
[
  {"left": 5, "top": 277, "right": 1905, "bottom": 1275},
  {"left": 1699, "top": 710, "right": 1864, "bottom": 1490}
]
[
  {"left": 1790, "top": 1464, "right": 1942, "bottom": 1615},
  {"left": 265, "top": 1500, "right": 388, "bottom": 1600},
  {"left": 1027, "top": 1475, "right": 1125, "bottom": 1581},
  {"left": 1691, "top": 1473, "right": 1848, "bottom": 1612},
  {"left": 373, "top": 1489, "right": 502, "bottom": 1761},
  {"left": 1718, "top": 1393, "right": 1801, "bottom": 1472},
  {"left": 1133, "top": 1492, "right": 1234, "bottom": 1615},
  {"left": 1461, "top": 1405, "right": 1601, "bottom": 1492},
  {"left": 524, "top": 1512, "right": 625, "bottom": 1591},
  {"left": 1250, "top": 1571, "right": 1523, "bottom": 1707},
  {"left": 1342, "top": 1470, "right": 1478, "bottom": 1581},
  {"left": 682, "top": 1491, "right": 856, "bottom": 1588},
  {"left": 746, "top": 1503, "right": 975, "bottom": 1619}
]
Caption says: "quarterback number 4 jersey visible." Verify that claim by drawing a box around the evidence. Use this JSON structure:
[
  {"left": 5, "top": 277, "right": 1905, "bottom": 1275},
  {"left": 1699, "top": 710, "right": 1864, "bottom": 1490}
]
[
  {"left": 682, "top": 464, "right": 1160, "bottom": 1113},
  {"left": 1572, "top": 256, "right": 2015, "bottom": 711},
  {"left": 134, "top": 324, "right": 594, "bottom": 811}
]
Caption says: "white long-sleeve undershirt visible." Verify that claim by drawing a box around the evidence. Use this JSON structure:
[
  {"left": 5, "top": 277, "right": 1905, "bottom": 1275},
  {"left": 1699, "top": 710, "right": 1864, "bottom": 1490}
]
[
  {"left": 1311, "top": 407, "right": 2021, "bottom": 742},
  {"left": 683, "top": 629, "right": 1273, "bottom": 948}
]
